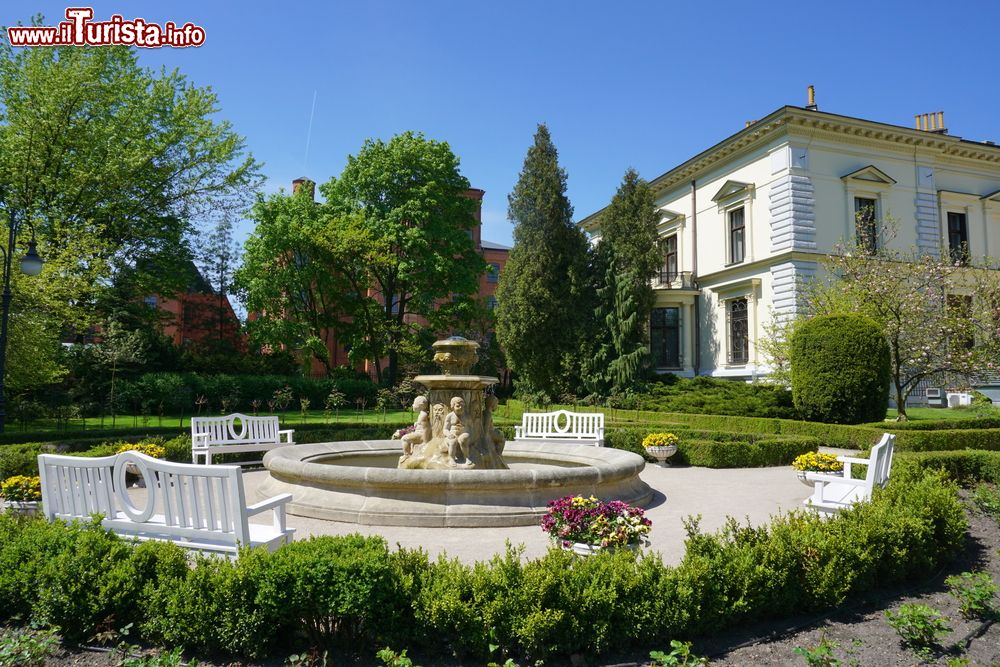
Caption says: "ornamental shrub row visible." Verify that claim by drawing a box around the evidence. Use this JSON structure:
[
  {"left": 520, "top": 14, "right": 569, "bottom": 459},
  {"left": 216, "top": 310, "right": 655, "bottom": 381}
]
[
  {"left": 605, "top": 427, "right": 818, "bottom": 467},
  {"left": 895, "top": 450, "right": 1000, "bottom": 485},
  {"left": 0, "top": 469, "right": 967, "bottom": 663}
]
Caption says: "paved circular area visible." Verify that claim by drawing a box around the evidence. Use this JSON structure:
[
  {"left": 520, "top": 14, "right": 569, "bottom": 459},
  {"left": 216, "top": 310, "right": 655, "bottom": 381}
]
[{"left": 243, "top": 463, "right": 811, "bottom": 565}]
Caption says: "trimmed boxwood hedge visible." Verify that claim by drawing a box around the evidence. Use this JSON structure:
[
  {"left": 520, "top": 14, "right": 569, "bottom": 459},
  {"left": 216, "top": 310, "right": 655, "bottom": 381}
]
[
  {"left": 605, "top": 427, "right": 818, "bottom": 467},
  {"left": 895, "top": 449, "right": 1000, "bottom": 485},
  {"left": 789, "top": 314, "right": 890, "bottom": 424},
  {"left": 0, "top": 468, "right": 967, "bottom": 663}
]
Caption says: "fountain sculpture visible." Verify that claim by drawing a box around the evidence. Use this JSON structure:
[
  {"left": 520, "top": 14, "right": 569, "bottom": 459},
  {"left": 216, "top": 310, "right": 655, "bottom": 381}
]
[{"left": 259, "top": 337, "right": 652, "bottom": 527}]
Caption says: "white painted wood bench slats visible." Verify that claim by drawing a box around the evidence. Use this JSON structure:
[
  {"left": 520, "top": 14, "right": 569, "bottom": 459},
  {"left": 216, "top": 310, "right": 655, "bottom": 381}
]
[
  {"left": 803, "top": 433, "right": 895, "bottom": 515},
  {"left": 514, "top": 410, "right": 605, "bottom": 447},
  {"left": 191, "top": 413, "right": 294, "bottom": 465},
  {"left": 39, "top": 451, "right": 294, "bottom": 555}
]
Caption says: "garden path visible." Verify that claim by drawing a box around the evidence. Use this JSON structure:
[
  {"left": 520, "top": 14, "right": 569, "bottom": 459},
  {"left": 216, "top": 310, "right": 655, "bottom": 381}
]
[{"left": 236, "top": 464, "right": 811, "bottom": 564}]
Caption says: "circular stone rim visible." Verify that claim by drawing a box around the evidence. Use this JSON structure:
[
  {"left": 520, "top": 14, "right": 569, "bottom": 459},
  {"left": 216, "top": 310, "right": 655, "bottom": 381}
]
[{"left": 259, "top": 440, "right": 653, "bottom": 527}]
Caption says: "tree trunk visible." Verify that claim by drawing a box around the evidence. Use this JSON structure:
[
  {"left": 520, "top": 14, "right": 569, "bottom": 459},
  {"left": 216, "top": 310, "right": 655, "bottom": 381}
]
[{"left": 894, "top": 379, "right": 908, "bottom": 421}]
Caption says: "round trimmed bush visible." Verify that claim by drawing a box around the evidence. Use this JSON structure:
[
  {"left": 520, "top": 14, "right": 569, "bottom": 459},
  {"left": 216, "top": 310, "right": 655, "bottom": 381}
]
[{"left": 790, "top": 314, "right": 890, "bottom": 424}]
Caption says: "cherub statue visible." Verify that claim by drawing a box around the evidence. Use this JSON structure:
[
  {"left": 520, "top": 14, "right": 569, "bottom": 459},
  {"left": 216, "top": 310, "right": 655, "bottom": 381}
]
[
  {"left": 484, "top": 394, "right": 505, "bottom": 456},
  {"left": 444, "top": 396, "right": 472, "bottom": 465},
  {"left": 398, "top": 396, "right": 430, "bottom": 462}
]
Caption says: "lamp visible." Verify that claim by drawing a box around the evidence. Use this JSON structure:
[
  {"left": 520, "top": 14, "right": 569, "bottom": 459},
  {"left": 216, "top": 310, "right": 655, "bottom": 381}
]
[{"left": 19, "top": 238, "right": 43, "bottom": 276}]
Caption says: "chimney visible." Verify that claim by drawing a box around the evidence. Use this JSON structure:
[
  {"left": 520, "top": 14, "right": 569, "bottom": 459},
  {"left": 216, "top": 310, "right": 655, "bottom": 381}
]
[
  {"left": 292, "top": 176, "right": 315, "bottom": 199},
  {"left": 805, "top": 85, "right": 818, "bottom": 111},
  {"left": 914, "top": 112, "right": 947, "bottom": 134}
]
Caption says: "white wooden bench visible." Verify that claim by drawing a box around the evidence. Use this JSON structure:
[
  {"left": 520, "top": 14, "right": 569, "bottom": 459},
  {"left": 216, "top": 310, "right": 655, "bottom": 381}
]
[
  {"left": 803, "top": 433, "right": 895, "bottom": 515},
  {"left": 191, "top": 413, "right": 294, "bottom": 465},
  {"left": 514, "top": 409, "right": 605, "bottom": 447},
  {"left": 38, "top": 451, "right": 294, "bottom": 555}
]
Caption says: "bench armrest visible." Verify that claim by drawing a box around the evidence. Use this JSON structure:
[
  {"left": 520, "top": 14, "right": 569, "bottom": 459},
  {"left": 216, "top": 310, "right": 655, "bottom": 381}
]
[
  {"left": 247, "top": 493, "right": 292, "bottom": 532},
  {"left": 192, "top": 433, "right": 210, "bottom": 447},
  {"left": 805, "top": 471, "right": 869, "bottom": 487},
  {"left": 515, "top": 425, "right": 523, "bottom": 439},
  {"left": 278, "top": 429, "right": 295, "bottom": 443},
  {"left": 837, "top": 456, "right": 871, "bottom": 466}
]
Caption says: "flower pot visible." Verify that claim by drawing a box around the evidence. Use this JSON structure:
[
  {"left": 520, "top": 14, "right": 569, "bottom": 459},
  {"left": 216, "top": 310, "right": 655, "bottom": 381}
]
[
  {"left": 559, "top": 541, "right": 645, "bottom": 557},
  {"left": 2, "top": 500, "right": 41, "bottom": 517},
  {"left": 796, "top": 470, "right": 814, "bottom": 486},
  {"left": 646, "top": 445, "right": 678, "bottom": 467}
]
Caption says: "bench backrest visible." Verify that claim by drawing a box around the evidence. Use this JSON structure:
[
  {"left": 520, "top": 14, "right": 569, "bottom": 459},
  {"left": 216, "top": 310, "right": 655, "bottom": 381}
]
[
  {"left": 860, "top": 434, "right": 893, "bottom": 491},
  {"left": 39, "top": 451, "right": 251, "bottom": 546},
  {"left": 191, "top": 413, "right": 280, "bottom": 445},
  {"left": 520, "top": 410, "right": 604, "bottom": 438}
]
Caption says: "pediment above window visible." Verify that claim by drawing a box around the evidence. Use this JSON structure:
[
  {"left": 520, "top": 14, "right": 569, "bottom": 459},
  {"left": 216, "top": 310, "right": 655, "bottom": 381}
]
[
  {"left": 711, "top": 180, "right": 754, "bottom": 202},
  {"left": 657, "top": 208, "right": 685, "bottom": 232},
  {"left": 840, "top": 165, "right": 896, "bottom": 185}
]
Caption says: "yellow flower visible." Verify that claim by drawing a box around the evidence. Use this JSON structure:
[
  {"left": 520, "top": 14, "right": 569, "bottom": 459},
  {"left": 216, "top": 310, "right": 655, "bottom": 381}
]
[
  {"left": 116, "top": 441, "right": 166, "bottom": 459},
  {"left": 792, "top": 452, "right": 843, "bottom": 473},
  {"left": 1, "top": 475, "right": 42, "bottom": 502},
  {"left": 642, "top": 433, "right": 679, "bottom": 449}
]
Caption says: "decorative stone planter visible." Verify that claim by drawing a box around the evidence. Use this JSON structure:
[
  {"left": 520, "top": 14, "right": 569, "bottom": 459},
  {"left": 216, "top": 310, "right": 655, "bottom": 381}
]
[
  {"left": 2, "top": 500, "right": 41, "bottom": 517},
  {"left": 559, "top": 541, "right": 645, "bottom": 557},
  {"left": 646, "top": 445, "right": 678, "bottom": 467},
  {"left": 796, "top": 470, "right": 814, "bottom": 486}
]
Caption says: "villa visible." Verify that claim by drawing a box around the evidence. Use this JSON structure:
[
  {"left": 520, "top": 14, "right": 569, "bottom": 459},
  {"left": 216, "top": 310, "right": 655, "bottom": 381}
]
[{"left": 579, "top": 89, "right": 1000, "bottom": 390}]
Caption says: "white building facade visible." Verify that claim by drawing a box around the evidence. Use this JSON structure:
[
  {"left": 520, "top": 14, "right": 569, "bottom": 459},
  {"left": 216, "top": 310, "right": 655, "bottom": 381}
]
[{"left": 581, "top": 105, "right": 1000, "bottom": 380}]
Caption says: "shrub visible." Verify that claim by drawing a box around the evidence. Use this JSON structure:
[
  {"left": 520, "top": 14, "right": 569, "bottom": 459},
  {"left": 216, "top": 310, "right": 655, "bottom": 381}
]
[
  {"left": 115, "top": 440, "right": 167, "bottom": 459},
  {"left": 0, "top": 627, "right": 60, "bottom": 667},
  {"left": 639, "top": 375, "right": 797, "bottom": 418},
  {"left": 790, "top": 314, "right": 890, "bottom": 424},
  {"left": 884, "top": 603, "right": 951, "bottom": 654},
  {"left": 893, "top": 450, "right": 1000, "bottom": 486},
  {"left": 944, "top": 571, "right": 999, "bottom": 619}
]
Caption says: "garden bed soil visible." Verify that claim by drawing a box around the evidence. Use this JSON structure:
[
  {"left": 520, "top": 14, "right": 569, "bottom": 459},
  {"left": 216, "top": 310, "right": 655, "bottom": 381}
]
[{"left": 39, "top": 494, "right": 1000, "bottom": 667}]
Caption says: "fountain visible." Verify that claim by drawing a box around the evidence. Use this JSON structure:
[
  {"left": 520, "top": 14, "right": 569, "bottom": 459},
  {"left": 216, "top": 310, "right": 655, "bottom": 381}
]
[{"left": 258, "top": 337, "right": 652, "bottom": 527}]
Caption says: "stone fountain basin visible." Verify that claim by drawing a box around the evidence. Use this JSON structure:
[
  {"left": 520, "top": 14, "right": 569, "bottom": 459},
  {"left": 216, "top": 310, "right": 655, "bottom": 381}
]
[{"left": 259, "top": 440, "right": 653, "bottom": 527}]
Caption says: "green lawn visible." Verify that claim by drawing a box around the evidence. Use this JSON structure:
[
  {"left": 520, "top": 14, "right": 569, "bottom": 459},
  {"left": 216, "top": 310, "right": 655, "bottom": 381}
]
[{"left": 884, "top": 406, "right": 996, "bottom": 421}]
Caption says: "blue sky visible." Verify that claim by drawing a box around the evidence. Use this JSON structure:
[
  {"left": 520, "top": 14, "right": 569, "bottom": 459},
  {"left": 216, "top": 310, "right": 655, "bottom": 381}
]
[{"left": 4, "top": 1, "right": 1000, "bottom": 248}]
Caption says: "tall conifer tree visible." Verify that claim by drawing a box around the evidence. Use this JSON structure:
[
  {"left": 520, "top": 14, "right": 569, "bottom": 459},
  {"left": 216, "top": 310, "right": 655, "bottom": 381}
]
[
  {"left": 585, "top": 168, "right": 660, "bottom": 396},
  {"left": 495, "top": 124, "right": 590, "bottom": 400}
]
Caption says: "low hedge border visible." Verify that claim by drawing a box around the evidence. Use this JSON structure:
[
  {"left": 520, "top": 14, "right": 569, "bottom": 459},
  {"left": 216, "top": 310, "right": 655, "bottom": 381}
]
[
  {"left": 0, "top": 468, "right": 966, "bottom": 663},
  {"left": 605, "top": 427, "right": 818, "bottom": 468},
  {"left": 895, "top": 449, "right": 1000, "bottom": 485}
]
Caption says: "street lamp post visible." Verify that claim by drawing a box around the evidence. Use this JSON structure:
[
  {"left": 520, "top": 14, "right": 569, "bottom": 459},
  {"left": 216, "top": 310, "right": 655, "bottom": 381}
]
[{"left": 0, "top": 203, "right": 44, "bottom": 433}]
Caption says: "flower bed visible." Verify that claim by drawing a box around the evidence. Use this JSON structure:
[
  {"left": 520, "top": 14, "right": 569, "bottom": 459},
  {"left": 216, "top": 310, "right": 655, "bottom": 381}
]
[{"left": 541, "top": 494, "right": 651, "bottom": 548}]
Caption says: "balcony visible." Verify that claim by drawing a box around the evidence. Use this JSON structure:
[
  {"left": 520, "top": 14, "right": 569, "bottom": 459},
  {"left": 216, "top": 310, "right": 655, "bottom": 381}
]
[{"left": 654, "top": 271, "right": 697, "bottom": 290}]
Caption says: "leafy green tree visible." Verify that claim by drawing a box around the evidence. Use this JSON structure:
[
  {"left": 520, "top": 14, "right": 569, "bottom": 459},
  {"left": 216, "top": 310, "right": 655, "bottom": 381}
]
[
  {"left": 495, "top": 124, "right": 590, "bottom": 400},
  {"left": 585, "top": 168, "right": 660, "bottom": 397},
  {"left": 321, "top": 132, "right": 484, "bottom": 385},
  {"left": 0, "top": 35, "right": 260, "bottom": 392},
  {"left": 235, "top": 187, "right": 358, "bottom": 375}
]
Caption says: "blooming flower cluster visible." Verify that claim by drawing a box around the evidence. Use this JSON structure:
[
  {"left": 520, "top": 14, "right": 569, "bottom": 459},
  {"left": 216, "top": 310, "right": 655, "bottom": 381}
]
[
  {"left": 0, "top": 475, "right": 42, "bottom": 502},
  {"left": 392, "top": 425, "right": 416, "bottom": 440},
  {"left": 642, "top": 432, "right": 679, "bottom": 449},
  {"left": 792, "top": 451, "right": 843, "bottom": 473},
  {"left": 116, "top": 441, "right": 166, "bottom": 459},
  {"left": 541, "top": 495, "right": 651, "bottom": 548}
]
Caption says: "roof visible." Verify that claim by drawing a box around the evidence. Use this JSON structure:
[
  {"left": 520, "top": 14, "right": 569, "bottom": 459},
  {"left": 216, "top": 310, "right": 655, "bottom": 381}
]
[
  {"left": 578, "top": 105, "right": 1000, "bottom": 230},
  {"left": 480, "top": 239, "right": 511, "bottom": 251}
]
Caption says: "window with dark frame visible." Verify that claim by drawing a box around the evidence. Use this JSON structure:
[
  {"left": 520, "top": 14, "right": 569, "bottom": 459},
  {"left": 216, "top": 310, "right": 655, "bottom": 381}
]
[
  {"left": 729, "top": 207, "right": 745, "bottom": 264},
  {"left": 854, "top": 196, "right": 878, "bottom": 254},
  {"left": 727, "top": 298, "right": 749, "bottom": 364},
  {"left": 487, "top": 263, "right": 500, "bottom": 284},
  {"left": 650, "top": 307, "right": 680, "bottom": 368},
  {"left": 947, "top": 212, "right": 969, "bottom": 265},
  {"left": 661, "top": 234, "right": 678, "bottom": 284}
]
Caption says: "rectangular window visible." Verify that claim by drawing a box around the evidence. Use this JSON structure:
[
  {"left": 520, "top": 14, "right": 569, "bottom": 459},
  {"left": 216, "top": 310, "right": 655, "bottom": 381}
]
[
  {"left": 661, "top": 235, "right": 678, "bottom": 284},
  {"left": 727, "top": 298, "right": 749, "bottom": 365},
  {"left": 854, "top": 197, "right": 878, "bottom": 254},
  {"left": 947, "top": 212, "right": 969, "bottom": 265},
  {"left": 650, "top": 307, "right": 680, "bottom": 368},
  {"left": 729, "top": 207, "right": 745, "bottom": 264},
  {"left": 487, "top": 263, "right": 500, "bottom": 284}
]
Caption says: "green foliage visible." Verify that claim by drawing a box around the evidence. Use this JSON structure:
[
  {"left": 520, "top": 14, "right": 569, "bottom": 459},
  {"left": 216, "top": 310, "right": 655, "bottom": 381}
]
[
  {"left": 375, "top": 647, "right": 419, "bottom": 667},
  {"left": 639, "top": 375, "right": 797, "bottom": 418},
  {"left": 649, "top": 640, "right": 708, "bottom": 666},
  {"left": 790, "top": 315, "right": 890, "bottom": 424},
  {"left": 116, "top": 646, "right": 199, "bottom": 667},
  {"left": 971, "top": 483, "right": 1000, "bottom": 517},
  {"left": 884, "top": 603, "right": 951, "bottom": 655},
  {"left": 586, "top": 169, "right": 660, "bottom": 397},
  {"left": 944, "top": 571, "right": 999, "bottom": 619},
  {"left": 893, "top": 451, "right": 1000, "bottom": 486},
  {"left": 792, "top": 634, "right": 841, "bottom": 666},
  {"left": 604, "top": 427, "right": 817, "bottom": 467},
  {"left": 255, "top": 535, "right": 405, "bottom": 650},
  {"left": 0, "top": 626, "right": 60, "bottom": 667},
  {"left": 496, "top": 124, "right": 591, "bottom": 400}
]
